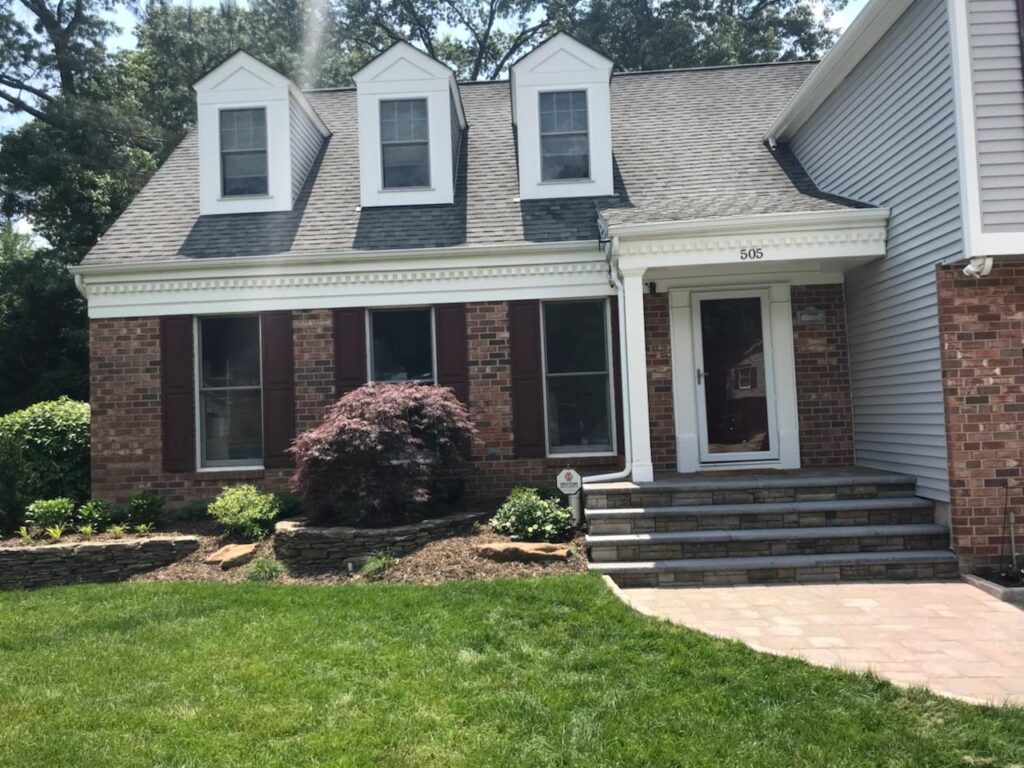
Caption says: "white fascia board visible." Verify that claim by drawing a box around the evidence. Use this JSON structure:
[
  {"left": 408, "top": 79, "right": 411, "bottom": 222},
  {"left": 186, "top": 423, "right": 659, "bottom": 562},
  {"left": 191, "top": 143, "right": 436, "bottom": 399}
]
[
  {"left": 946, "top": 0, "right": 983, "bottom": 261},
  {"left": 765, "top": 0, "right": 916, "bottom": 142},
  {"left": 72, "top": 241, "right": 614, "bottom": 319},
  {"left": 611, "top": 208, "right": 890, "bottom": 272}
]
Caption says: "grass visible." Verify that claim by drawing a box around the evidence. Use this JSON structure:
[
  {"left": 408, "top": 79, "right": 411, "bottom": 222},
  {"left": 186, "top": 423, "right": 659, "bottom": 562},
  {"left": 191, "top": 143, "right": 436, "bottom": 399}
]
[{"left": 1, "top": 576, "right": 1022, "bottom": 768}]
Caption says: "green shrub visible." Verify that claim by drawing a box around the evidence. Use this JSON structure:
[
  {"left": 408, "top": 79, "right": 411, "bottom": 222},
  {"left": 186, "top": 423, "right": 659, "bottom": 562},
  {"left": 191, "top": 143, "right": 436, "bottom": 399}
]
[
  {"left": 490, "top": 488, "right": 575, "bottom": 543},
  {"left": 209, "top": 485, "right": 280, "bottom": 540},
  {"left": 177, "top": 499, "right": 212, "bottom": 522},
  {"left": 77, "top": 499, "right": 113, "bottom": 530},
  {"left": 275, "top": 493, "right": 304, "bottom": 519},
  {"left": 45, "top": 524, "right": 66, "bottom": 542},
  {"left": 359, "top": 552, "right": 395, "bottom": 580},
  {"left": 245, "top": 556, "right": 286, "bottom": 582},
  {"left": 123, "top": 491, "right": 164, "bottom": 526},
  {"left": 25, "top": 497, "right": 76, "bottom": 531},
  {"left": 0, "top": 399, "right": 90, "bottom": 524}
]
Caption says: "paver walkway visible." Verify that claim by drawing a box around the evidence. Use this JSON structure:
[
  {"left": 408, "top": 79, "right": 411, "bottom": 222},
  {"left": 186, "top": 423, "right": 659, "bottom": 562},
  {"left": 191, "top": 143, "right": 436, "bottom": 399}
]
[{"left": 612, "top": 579, "right": 1024, "bottom": 706}]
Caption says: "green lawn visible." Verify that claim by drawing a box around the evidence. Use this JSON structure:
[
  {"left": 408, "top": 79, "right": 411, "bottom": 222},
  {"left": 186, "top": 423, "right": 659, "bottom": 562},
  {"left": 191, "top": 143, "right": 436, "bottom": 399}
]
[{"left": 1, "top": 576, "right": 1022, "bottom": 767}]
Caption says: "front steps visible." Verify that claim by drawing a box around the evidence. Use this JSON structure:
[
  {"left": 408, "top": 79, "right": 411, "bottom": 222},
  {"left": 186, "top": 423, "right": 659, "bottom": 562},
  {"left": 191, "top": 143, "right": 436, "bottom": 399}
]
[{"left": 585, "top": 470, "right": 959, "bottom": 588}]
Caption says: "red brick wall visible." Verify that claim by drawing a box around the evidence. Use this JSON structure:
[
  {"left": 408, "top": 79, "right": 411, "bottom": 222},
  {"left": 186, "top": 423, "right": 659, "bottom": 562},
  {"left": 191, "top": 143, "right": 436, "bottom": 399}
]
[
  {"left": 791, "top": 284, "right": 855, "bottom": 466},
  {"left": 90, "top": 310, "right": 335, "bottom": 505},
  {"left": 937, "top": 265, "right": 1024, "bottom": 571},
  {"left": 645, "top": 293, "right": 676, "bottom": 471}
]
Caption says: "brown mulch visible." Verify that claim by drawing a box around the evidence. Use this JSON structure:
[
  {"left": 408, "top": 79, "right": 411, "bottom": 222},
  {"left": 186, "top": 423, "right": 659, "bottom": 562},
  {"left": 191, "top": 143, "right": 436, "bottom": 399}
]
[{"left": 127, "top": 522, "right": 587, "bottom": 586}]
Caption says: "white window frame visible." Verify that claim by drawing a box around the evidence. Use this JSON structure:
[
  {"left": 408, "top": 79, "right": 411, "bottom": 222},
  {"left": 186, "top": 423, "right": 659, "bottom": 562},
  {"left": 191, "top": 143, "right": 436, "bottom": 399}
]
[
  {"left": 219, "top": 106, "right": 270, "bottom": 199},
  {"left": 194, "top": 314, "right": 265, "bottom": 472},
  {"left": 537, "top": 89, "right": 593, "bottom": 184},
  {"left": 366, "top": 306, "right": 438, "bottom": 384},
  {"left": 540, "top": 298, "right": 617, "bottom": 458},
  {"left": 379, "top": 97, "right": 431, "bottom": 191}
]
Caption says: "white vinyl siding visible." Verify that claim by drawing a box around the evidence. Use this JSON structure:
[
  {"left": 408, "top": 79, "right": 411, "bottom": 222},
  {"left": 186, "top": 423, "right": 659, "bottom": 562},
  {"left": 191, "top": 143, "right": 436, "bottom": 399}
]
[
  {"left": 968, "top": 0, "right": 1024, "bottom": 231},
  {"left": 791, "top": 0, "right": 958, "bottom": 501},
  {"left": 289, "top": 93, "right": 323, "bottom": 202}
]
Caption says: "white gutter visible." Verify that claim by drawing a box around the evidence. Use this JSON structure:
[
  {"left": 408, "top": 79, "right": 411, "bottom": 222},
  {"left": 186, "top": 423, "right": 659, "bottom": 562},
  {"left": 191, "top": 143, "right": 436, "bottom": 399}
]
[
  {"left": 70, "top": 239, "right": 598, "bottom": 278},
  {"left": 606, "top": 208, "right": 891, "bottom": 240},
  {"left": 583, "top": 235, "right": 633, "bottom": 485},
  {"left": 765, "top": 0, "right": 915, "bottom": 143}
]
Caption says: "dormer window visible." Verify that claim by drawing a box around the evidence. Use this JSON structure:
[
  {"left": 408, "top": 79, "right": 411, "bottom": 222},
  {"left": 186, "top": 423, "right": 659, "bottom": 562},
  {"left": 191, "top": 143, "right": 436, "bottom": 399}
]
[
  {"left": 539, "top": 91, "right": 590, "bottom": 182},
  {"left": 381, "top": 99, "right": 430, "bottom": 189},
  {"left": 220, "top": 108, "right": 269, "bottom": 197}
]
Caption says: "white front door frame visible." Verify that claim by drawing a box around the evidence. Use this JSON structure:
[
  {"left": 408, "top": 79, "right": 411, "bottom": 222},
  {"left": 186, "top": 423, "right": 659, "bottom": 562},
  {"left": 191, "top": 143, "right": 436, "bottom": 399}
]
[{"left": 669, "top": 283, "right": 801, "bottom": 473}]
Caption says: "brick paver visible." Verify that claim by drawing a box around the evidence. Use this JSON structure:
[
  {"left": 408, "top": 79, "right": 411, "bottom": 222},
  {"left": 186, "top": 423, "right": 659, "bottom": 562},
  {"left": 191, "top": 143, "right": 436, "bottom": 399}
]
[{"left": 612, "top": 579, "right": 1024, "bottom": 706}]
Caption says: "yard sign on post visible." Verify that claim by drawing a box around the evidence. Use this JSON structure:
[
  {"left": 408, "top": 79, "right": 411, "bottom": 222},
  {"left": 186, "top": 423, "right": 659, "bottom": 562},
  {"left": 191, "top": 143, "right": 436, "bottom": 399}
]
[{"left": 556, "top": 468, "right": 583, "bottom": 525}]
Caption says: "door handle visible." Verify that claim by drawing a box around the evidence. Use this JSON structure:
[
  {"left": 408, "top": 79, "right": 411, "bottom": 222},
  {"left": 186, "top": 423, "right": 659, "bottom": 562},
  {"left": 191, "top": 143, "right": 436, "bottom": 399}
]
[{"left": 697, "top": 368, "right": 705, "bottom": 385}]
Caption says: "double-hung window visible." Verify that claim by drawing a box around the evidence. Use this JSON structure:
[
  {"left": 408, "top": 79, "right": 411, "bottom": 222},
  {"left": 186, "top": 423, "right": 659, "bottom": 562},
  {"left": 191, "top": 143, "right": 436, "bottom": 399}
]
[
  {"left": 198, "top": 315, "right": 263, "bottom": 467},
  {"left": 380, "top": 98, "right": 430, "bottom": 189},
  {"left": 369, "top": 308, "right": 435, "bottom": 383},
  {"left": 539, "top": 90, "right": 590, "bottom": 182},
  {"left": 220, "top": 108, "right": 268, "bottom": 197},
  {"left": 542, "top": 300, "right": 614, "bottom": 454}
]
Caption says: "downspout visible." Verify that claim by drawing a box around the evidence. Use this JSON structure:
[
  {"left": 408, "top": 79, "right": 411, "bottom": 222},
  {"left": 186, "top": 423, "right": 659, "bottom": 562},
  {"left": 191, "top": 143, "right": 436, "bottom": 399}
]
[{"left": 583, "top": 234, "right": 634, "bottom": 484}]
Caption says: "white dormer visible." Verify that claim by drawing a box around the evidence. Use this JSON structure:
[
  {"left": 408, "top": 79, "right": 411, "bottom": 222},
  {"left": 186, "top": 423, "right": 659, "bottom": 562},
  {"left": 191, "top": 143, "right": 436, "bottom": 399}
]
[
  {"left": 510, "top": 34, "right": 614, "bottom": 201},
  {"left": 353, "top": 42, "right": 467, "bottom": 208},
  {"left": 194, "top": 51, "right": 329, "bottom": 216}
]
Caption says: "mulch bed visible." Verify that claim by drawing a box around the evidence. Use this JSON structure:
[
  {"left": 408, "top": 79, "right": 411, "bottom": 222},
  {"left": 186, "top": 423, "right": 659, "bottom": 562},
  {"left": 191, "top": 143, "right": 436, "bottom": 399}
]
[{"left": 125, "top": 522, "right": 587, "bottom": 586}]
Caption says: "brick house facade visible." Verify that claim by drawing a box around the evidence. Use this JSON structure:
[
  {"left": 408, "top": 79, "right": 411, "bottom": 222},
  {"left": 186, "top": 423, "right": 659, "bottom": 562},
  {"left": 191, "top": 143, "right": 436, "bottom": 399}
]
[{"left": 938, "top": 265, "right": 1024, "bottom": 571}]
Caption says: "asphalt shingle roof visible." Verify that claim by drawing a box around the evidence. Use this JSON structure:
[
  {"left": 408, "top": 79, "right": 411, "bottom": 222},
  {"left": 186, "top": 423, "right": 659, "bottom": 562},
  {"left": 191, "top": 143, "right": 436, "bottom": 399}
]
[{"left": 82, "top": 61, "right": 865, "bottom": 266}]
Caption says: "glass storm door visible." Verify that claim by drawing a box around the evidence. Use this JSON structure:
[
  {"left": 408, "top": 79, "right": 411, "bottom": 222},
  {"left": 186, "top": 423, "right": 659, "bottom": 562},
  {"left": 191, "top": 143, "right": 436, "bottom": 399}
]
[{"left": 692, "top": 291, "right": 780, "bottom": 464}]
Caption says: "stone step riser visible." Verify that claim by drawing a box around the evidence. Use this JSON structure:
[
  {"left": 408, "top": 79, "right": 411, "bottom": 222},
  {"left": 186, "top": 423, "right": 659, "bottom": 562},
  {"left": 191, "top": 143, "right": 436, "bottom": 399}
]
[
  {"left": 590, "top": 533, "right": 950, "bottom": 563},
  {"left": 587, "top": 507, "right": 936, "bottom": 536},
  {"left": 587, "top": 485, "right": 917, "bottom": 510},
  {"left": 607, "top": 559, "right": 960, "bottom": 588}
]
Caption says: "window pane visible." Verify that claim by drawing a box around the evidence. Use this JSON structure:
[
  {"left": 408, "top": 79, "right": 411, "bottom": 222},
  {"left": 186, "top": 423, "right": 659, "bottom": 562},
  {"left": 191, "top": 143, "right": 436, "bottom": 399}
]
[
  {"left": 220, "top": 108, "right": 266, "bottom": 151},
  {"left": 382, "top": 143, "right": 430, "bottom": 188},
  {"left": 539, "top": 90, "right": 588, "bottom": 133},
  {"left": 544, "top": 301, "right": 607, "bottom": 374},
  {"left": 541, "top": 135, "right": 589, "bottom": 181},
  {"left": 372, "top": 309, "right": 433, "bottom": 382},
  {"left": 546, "top": 374, "right": 612, "bottom": 453},
  {"left": 222, "top": 151, "right": 269, "bottom": 196},
  {"left": 201, "top": 316, "right": 261, "bottom": 388},
  {"left": 201, "top": 390, "right": 263, "bottom": 464}
]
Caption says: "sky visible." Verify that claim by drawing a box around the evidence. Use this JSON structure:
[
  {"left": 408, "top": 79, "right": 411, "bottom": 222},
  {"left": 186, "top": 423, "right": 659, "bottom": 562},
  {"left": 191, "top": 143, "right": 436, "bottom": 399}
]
[{"left": 0, "top": 0, "right": 870, "bottom": 134}]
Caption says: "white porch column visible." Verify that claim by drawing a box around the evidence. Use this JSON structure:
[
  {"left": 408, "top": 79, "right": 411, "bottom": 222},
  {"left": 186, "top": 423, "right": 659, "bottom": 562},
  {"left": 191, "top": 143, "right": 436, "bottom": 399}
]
[{"left": 621, "top": 269, "right": 654, "bottom": 482}]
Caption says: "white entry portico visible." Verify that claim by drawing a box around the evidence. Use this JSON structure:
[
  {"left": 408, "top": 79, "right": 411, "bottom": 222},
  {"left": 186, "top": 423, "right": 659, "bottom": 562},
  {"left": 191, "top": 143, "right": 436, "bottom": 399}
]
[{"left": 605, "top": 208, "right": 890, "bottom": 482}]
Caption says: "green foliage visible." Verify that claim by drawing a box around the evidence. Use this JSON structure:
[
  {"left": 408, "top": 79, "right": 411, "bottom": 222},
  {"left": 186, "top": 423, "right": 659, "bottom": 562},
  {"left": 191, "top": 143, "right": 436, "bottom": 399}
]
[
  {"left": 123, "top": 491, "right": 164, "bottom": 527},
  {"left": 177, "top": 499, "right": 212, "bottom": 522},
  {"left": 208, "top": 485, "right": 280, "bottom": 540},
  {"left": 134, "top": 522, "right": 154, "bottom": 535},
  {"left": 44, "top": 524, "right": 66, "bottom": 542},
  {"left": 108, "top": 523, "right": 127, "bottom": 538},
  {"left": 490, "top": 487, "right": 575, "bottom": 543},
  {"left": 78, "top": 523, "right": 95, "bottom": 538},
  {"left": 25, "top": 497, "right": 77, "bottom": 531},
  {"left": 275, "top": 493, "right": 304, "bottom": 520},
  {"left": 358, "top": 552, "right": 395, "bottom": 580},
  {"left": 0, "top": 398, "right": 91, "bottom": 525},
  {"left": 77, "top": 499, "right": 113, "bottom": 530},
  {"left": 16, "top": 526, "right": 33, "bottom": 545},
  {"left": 245, "top": 556, "right": 286, "bottom": 582}
]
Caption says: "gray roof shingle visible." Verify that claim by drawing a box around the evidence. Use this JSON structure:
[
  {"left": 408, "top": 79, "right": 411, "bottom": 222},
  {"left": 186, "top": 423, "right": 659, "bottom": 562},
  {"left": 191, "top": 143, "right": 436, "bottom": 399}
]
[{"left": 82, "top": 61, "right": 866, "bottom": 266}]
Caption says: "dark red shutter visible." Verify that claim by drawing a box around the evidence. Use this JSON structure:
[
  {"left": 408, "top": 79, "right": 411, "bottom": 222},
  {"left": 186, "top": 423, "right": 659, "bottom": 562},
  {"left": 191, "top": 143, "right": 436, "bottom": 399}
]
[
  {"left": 509, "top": 300, "right": 546, "bottom": 458},
  {"left": 609, "top": 297, "right": 625, "bottom": 459},
  {"left": 334, "top": 308, "right": 367, "bottom": 397},
  {"left": 261, "top": 312, "right": 296, "bottom": 468},
  {"left": 435, "top": 303, "right": 469, "bottom": 404},
  {"left": 160, "top": 316, "right": 196, "bottom": 473}
]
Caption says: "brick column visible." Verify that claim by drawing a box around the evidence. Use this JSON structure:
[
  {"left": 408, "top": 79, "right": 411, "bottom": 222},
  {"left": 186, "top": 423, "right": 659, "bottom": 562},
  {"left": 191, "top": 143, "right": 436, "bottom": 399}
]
[{"left": 937, "top": 264, "right": 1024, "bottom": 572}]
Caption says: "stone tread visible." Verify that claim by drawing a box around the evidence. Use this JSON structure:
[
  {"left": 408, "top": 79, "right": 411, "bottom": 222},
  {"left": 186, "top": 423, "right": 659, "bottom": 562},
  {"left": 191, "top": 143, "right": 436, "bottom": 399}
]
[
  {"left": 586, "top": 523, "right": 948, "bottom": 547},
  {"left": 585, "top": 497, "right": 934, "bottom": 520},
  {"left": 583, "top": 471, "right": 917, "bottom": 494},
  {"left": 587, "top": 548, "right": 958, "bottom": 575}
]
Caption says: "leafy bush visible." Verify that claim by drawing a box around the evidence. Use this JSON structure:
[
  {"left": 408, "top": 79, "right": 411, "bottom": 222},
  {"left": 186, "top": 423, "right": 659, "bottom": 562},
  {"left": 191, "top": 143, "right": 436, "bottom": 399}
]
[
  {"left": 359, "top": 552, "right": 395, "bottom": 580},
  {"left": 123, "top": 491, "right": 164, "bottom": 527},
  {"left": 245, "top": 556, "right": 286, "bottom": 582},
  {"left": 0, "top": 398, "right": 90, "bottom": 516},
  {"left": 275, "top": 493, "right": 304, "bottom": 519},
  {"left": 177, "top": 499, "right": 212, "bottom": 522},
  {"left": 25, "top": 497, "right": 76, "bottom": 531},
  {"left": 77, "top": 499, "right": 113, "bottom": 530},
  {"left": 490, "top": 488, "right": 575, "bottom": 543},
  {"left": 290, "top": 383, "right": 475, "bottom": 526},
  {"left": 208, "top": 484, "right": 280, "bottom": 539}
]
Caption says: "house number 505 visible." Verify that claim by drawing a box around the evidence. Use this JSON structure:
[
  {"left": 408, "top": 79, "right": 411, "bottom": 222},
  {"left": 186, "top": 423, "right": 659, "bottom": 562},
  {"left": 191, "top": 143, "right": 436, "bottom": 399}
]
[{"left": 740, "top": 248, "right": 765, "bottom": 260}]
